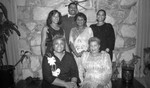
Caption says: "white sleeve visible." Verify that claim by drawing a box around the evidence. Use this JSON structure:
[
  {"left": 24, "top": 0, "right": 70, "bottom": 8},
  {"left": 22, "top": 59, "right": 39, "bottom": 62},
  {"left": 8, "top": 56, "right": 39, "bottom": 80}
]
[
  {"left": 88, "top": 27, "right": 93, "bottom": 38},
  {"left": 101, "top": 52, "right": 112, "bottom": 84},
  {"left": 69, "top": 28, "right": 74, "bottom": 44},
  {"left": 79, "top": 52, "right": 89, "bottom": 83}
]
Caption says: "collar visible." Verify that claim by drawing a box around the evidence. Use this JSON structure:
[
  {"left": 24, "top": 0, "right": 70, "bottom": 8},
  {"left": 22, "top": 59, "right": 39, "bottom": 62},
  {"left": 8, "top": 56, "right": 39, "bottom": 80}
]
[{"left": 68, "top": 14, "right": 75, "bottom": 18}]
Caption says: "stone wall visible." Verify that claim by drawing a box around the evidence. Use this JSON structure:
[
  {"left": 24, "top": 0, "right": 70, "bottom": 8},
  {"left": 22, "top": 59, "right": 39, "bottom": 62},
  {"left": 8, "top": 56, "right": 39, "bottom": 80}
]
[{"left": 16, "top": 0, "right": 138, "bottom": 80}]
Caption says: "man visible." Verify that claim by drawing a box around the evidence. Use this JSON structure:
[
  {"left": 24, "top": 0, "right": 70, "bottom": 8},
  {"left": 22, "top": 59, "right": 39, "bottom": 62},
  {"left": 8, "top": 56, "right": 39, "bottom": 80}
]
[{"left": 61, "top": 2, "right": 78, "bottom": 52}]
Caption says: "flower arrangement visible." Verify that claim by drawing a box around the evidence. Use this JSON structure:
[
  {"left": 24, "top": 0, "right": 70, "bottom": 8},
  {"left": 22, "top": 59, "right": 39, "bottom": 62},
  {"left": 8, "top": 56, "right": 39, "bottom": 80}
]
[
  {"left": 47, "top": 56, "right": 60, "bottom": 77},
  {"left": 0, "top": 2, "right": 21, "bottom": 66},
  {"left": 121, "top": 53, "right": 141, "bottom": 68}
]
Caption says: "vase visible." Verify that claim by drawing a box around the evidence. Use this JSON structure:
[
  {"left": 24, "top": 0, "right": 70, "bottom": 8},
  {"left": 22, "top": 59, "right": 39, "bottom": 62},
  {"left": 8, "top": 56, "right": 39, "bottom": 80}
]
[
  {"left": 122, "top": 65, "right": 134, "bottom": 84},
  {"left": 0, "top": 65, "right": 15, "bottom": 88}
]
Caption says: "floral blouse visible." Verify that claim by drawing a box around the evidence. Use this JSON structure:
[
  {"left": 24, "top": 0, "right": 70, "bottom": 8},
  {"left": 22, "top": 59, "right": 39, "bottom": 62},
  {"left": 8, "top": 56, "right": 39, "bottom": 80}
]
[{"left": 42, "top": 51, "right": 79, "bottom": 88}]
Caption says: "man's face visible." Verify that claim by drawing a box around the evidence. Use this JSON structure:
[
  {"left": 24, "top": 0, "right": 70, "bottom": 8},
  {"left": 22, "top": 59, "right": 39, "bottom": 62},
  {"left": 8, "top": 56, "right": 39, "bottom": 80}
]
[{"left": 68, "top": 4, "right": 78, "bottom": 16}]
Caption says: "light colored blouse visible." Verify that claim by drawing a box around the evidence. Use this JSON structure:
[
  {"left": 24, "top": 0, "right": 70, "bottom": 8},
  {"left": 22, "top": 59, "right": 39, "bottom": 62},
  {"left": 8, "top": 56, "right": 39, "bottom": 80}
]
[{"left": 69, "top": 27, "right": 93, "bottom": 53}]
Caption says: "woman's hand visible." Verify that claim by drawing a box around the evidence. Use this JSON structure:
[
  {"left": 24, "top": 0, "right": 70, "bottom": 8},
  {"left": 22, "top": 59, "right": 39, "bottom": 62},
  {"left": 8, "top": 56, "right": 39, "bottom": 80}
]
[
  {"left": 71, "top": 77, "right": 78, "bottom": 88},
  {"left": 105, "top": 48, "right": 110, "bottom": 52},
  {"left": 75, "top": 52, "right": 81, "bottom": 57},
  {"left": 71, "top": 82, "right": 78, "bottom": 88},
  {"left": 65, "top": 82, "right": 76, "bottom": 88},
  {"left": 76, "top": 50, "right": 85, "bottom": 57}
]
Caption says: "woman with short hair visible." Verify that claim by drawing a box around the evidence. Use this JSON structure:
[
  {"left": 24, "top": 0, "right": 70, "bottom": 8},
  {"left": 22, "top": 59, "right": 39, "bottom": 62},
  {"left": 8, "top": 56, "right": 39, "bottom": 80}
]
[
  {"left": 79, "top": 37, "right": 112, "bottom": 88},
  {"left": 42, "top": 35, "right": 79, "bottom": 88}
]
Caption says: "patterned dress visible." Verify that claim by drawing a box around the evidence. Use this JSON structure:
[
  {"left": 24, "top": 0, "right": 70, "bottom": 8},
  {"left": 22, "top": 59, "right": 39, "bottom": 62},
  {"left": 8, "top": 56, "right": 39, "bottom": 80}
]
[{"left": 79, "top": 52, "right": 112, "bottom": 88}]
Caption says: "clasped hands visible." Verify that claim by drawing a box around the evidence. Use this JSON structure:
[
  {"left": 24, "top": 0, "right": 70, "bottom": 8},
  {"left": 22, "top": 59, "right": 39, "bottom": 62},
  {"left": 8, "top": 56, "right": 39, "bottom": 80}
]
[
  {"left": 65, "top": 82, "right": 78, "bottom": 88},
  {"left": 75, "top": 50, "right": 85, "bottom": 57}
]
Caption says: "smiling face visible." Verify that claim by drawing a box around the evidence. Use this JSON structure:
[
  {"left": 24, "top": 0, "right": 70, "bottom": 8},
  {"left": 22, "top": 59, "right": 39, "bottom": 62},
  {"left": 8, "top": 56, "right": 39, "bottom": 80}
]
[
  {"left": 97, "top": 10, "right": 106, "bottom": 22},
  {"left": 76, "top": 16, "right": 85, "bottom": 27},
  {"left": 51, "top": 12, "right": 60, "bottom": 24},
  {"left": 89, "top": 41, "right": 100, "bottom": 54},
  {"left": 68, "top": 4, "right": 78, "bottom": 16},
  {"left": 53, "top": 38, "right": 65, "bottom": 53}
]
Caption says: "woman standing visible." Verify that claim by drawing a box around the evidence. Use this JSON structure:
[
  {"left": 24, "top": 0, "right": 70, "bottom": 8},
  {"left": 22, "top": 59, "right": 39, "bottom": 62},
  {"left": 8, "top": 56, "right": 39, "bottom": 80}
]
[
  {"left": 90, "top": 9, "right": 115, "bottom": 60},
  {"left": 41, "top": 10, "right": 64, "bottom": 56},
  {"left": 79, "top": 37, "right": 112, "bottom": 88},
  {"left": 69, "top": 12, "right": 93, "bottom": 67},
  {"left": 42, "top": 35, "right": 79, "bottom": 88}
]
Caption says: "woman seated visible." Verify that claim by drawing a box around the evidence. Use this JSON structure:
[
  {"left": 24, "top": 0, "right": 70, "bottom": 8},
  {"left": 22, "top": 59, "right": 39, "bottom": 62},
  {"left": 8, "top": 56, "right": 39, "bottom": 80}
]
[
  {"left": 79, "top": 37, "right": 112, "bottom": 88},
  {"left": 42, "top": 35, "right": 79, "bottom": 88}
]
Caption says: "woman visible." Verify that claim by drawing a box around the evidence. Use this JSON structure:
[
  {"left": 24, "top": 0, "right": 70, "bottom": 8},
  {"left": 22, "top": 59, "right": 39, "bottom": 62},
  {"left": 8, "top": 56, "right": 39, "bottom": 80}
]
[
  {"left": 90, "top": 9, "right": 115, "bottom": 60},
  {"left": 69, "top": 12, "right": 93, "bottom": 66},
  {"left": 79, "top": 37, "right": 112, "bottom": 88},
  {"left": 41, "top": 10, "right": 64, "bottom": 56},
  {"left": 42, "top": 35, "right": 79, "bottom": 88}
]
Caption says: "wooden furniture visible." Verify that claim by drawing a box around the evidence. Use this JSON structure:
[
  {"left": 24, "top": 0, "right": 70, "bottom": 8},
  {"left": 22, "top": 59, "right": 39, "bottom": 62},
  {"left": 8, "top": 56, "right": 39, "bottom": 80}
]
[
  {"left": 143, "top": 47, "right": 150, "bottom": 75},
  {"left": 112, "top": 78, "right": 145, "bottom": 88}
]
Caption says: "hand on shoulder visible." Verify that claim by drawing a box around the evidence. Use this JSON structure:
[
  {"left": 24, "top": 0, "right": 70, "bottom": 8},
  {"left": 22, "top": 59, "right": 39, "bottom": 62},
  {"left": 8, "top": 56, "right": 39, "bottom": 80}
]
[
  {"left": 101, "top": 51, "right": 110, "bottom": 57},
  {"left": 101, "top": 50, "right": 107, "bottom": 54}
]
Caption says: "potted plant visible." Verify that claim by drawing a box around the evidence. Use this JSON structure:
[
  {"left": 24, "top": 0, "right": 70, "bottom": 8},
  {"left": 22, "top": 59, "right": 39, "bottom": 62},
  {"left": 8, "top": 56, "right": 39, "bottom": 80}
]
[
  {"left": 0, "top": 2, "right": 20, "bottom": 88},
  {"left": 0, "top": 2, "right": 20, "bottom": 66}
]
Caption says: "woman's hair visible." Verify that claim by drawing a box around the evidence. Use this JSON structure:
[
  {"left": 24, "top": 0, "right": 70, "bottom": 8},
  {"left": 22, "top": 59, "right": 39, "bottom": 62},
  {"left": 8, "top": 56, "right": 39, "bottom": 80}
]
[
  {"left": 97, "top": 9, "right": 106, "bottom": 16},
  {"left": 52, "top": 34, "right": 66, "bottom": 47},
  {"left": 46, "top": 10, "right": 62, "bottom": 27},
  {"left": 74, "top": 12, "right": 87, "bottom": 26},
  {"left": 88, "top": 37, "right": 101, "bottom": 45}
]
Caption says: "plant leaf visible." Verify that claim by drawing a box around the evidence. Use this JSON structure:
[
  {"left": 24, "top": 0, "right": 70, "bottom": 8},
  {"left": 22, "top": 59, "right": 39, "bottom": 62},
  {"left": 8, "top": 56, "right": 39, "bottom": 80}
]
[
  {"left": 3, "top": 34, "right": 8, "bottom": 43},
  {"left": 5, "top": 28, "right": 10, "bottom": 37},
  {"left": 0, "top": 2, "right": 8, "bottom": 20},
  {"left": 9, "top": 29, "right": 13, "bottom": 34},
  {"left": 11, "top": 23, "right": 21, "bottom": 36},
  {"left": 3, "top": 20, "right": 21, "bottom": 36}
]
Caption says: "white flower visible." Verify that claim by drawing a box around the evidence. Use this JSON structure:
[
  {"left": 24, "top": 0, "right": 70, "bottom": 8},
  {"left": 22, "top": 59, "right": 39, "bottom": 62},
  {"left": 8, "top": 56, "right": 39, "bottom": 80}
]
[
  {"left": 47, "top": 56, "right": 61, "bottom": 77},
  {"left": 52, "top": 68, "right": 61, "bottom": 77},
  {"left": 47, "top": 56, "right": 56, "bottom": 65}
]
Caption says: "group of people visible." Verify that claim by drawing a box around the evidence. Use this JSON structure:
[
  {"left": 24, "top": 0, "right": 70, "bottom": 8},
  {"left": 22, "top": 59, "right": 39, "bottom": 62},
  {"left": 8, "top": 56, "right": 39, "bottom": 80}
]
[{"left": 41, "top": 2, "right": 115, "bottom": 88}]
